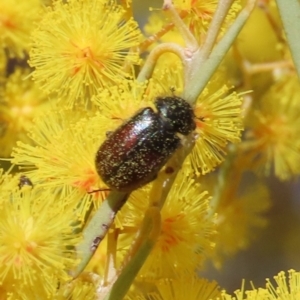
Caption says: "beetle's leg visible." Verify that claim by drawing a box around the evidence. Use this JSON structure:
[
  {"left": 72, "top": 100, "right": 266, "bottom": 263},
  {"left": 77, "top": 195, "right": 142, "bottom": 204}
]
[{"left": 88, "top": 188, "right": 110, "bottom": 194}]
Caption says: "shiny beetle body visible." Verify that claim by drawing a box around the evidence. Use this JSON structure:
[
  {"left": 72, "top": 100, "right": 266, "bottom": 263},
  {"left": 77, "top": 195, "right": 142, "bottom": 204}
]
[
  {"left": 95, "top": 96, "right": 195, "bottom": 192},
  {"left": 18, "top": 175, "right": 33, "bottom": 189}
]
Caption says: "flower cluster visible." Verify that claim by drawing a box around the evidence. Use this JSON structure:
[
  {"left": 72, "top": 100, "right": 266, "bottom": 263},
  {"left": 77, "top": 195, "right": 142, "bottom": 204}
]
[{"left": 0, "top": 0, "right": 299, "bottom": 299}]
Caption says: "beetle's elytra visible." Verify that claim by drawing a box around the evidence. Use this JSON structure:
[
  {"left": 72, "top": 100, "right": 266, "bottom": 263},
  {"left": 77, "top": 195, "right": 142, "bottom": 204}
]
[{"left": 95, "top": 96, "right": 195, "bottom": 192}]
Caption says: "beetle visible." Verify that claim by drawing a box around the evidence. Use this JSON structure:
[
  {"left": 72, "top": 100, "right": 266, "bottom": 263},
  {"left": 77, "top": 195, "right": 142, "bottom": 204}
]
[
  {"left": 18, "top": 175, "right": 34, "bottom": 189},
  {"left": 95, "top": 96, "right": 195, "bottom": 192}
]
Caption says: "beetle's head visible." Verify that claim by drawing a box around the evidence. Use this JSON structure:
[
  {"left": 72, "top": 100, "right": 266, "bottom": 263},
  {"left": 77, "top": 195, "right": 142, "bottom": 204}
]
[{"left": 155, "top": 96, "right": 196, "bottom": 135}]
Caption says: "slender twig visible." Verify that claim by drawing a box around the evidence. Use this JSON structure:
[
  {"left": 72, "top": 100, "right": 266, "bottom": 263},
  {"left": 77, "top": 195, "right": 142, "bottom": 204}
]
[
  {"left": 138, "top": 10, "right": 188, "bottom": 53},
  {"left": 163, "top": 0, "right": 199, "bottom": 51},
  {"left": 101, "top": 207, "right": 161, "bottom": 300},
  {"left": 258, "top": 0, "right": 286, "bottom": 46},
  {"left": 103, "top": 227, "right": 118, "bottom": 285},
  {"left": 137, "top": 42, "right": 185, "bottom": 82},
  {"left": 199, "top": 0, "right": 234, "bottom": 61},
  {"left": 209, "top": 144, "right": 255, "bottom": 217},
  {"left": 71, "top": 191, "right": 129, "bottom": 278},
  {"left": 74, "top": 0, "right": 258, "bottom": 291},
  {"left": 151, "top": 132, "right": 197, "bottom": 211},
  {"left": 183, "top": 0, "right": 257, "bottom": 103},
  {"left": 247, "top": 60, "right": 294, "bottom": 74}
]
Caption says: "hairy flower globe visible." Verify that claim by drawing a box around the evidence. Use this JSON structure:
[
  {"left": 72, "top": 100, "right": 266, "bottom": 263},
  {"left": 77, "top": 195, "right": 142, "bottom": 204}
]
[
  {"left": 0, "top": 0, "right": 41, "bottom": 57},
  {"left": 0, "top": 187, "right": 81, "bottom": 298},
  {"left": 139, "top": 172, "right": 216, "bottom": 278},
  {"left": 29, "top": 0, "right": 141, "bottom": 107},
  {"left": 212, "top": 182, "right": 271, "bottom": 268},
  {"left": 222, "top": 270, "right": 300, "bottom": 300},
  {"left": 153, "top": 276, "right": 221, "bottom": 300},
  {"left": 0, "top": 68, "right": 47, "bottom": 157},
  {"left": 10, "top": 106, "right": 106, "bottom": 221},
  {"left": 126, "top": 276, "right": 221, "bottom": 300},
  {"left": 245, "top": 75, "right": 300, "bottom": 180},
  {"left": 2, "top": 0, "right": 298, "bottom": 299},
  {"left": 192, "top": 84, "right": 243, "bottom": 175}
]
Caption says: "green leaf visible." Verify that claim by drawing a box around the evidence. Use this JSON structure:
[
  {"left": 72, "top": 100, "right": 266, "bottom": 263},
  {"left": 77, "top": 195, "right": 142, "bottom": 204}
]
[{"left": 276, "top": 0, "right": 300, "bottom": 78}]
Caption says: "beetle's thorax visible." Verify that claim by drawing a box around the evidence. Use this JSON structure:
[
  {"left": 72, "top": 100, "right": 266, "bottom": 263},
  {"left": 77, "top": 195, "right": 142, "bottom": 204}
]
[{"left": 154, "top": 96, "right": 196, "bottom": 135}]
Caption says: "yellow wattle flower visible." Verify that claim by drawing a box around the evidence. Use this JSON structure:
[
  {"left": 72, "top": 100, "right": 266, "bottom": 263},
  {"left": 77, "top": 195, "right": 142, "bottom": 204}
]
[
  {"left": 222, "top": 270, "right": 300, "bottom": 300},
  {"left": 10, "top": 106, "right": 107, "bottom": 221},
  {"left": 0, "top": 187, "right": 81, "bottom": 298},
  {"left": 212, "top": 182, "right": 271, "bottom": 268},
  {"left": 153, "top": 276, "right": 221, "bottom": 300},
  {"left": 174, "top": 0, "right": 241, "bottom": 38},
  {"left": 139, "top": 171, "right": 216, "bottom": 278},
  {"left": 244, "top": 74, "right": 300, "bottom": 180},
  {"left": 266, "top": 270, "right": 300, "bottom": 299},
  {"left": 192, "top": 84, "right": 244, "bottom": 175},
  {"left": 29, "top": 0, "right": 142, "bottom": 107},
  {"left": 0, "top": 68, "right": 48, "bottom": 157},
  {"left": 0, "top": 0, "right": 42, "bottom": 57},
  {"left": 125, "top": 275, "right": 221, "bottom": 300}
]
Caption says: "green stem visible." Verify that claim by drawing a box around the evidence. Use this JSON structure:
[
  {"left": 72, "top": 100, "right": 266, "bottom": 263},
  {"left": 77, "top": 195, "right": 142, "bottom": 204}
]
[
  {"left": 71, "top": 191, "right": 129, "bottom": 278},
  {"left": 137, "top": 42, "right": 185, "bottom": 82},
  {"left": 81, "top": 0, "right": 257, "bottom": 293},
  {"left": 103, "top": 227, "right": 118, "bottom": 284},
  {"left": 150, "top": 132, "right": 196, "bottom": 210},
  {"left": 183, "top": 0, "right": 257, "bottom": 103},
  {"left": 276, "top": 0, "right": 300, "bottom": 77},
  {"left": 103, "top": 207, "right": 161, "bottom": 300},
  {"left": 199, "top": 0, "right": 234, "bottom": 61},
  {"left": 163, "top": 0, "right": 199, "bottom": 51}
]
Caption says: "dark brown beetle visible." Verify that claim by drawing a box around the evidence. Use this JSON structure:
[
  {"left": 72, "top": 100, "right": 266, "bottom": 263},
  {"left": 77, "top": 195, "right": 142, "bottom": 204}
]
[
  {"left": 95, "top": 96, "right": 195, "bottom": 192},
  {"left": 18, "top": 175, "right": 34, "bottom": 189}
]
